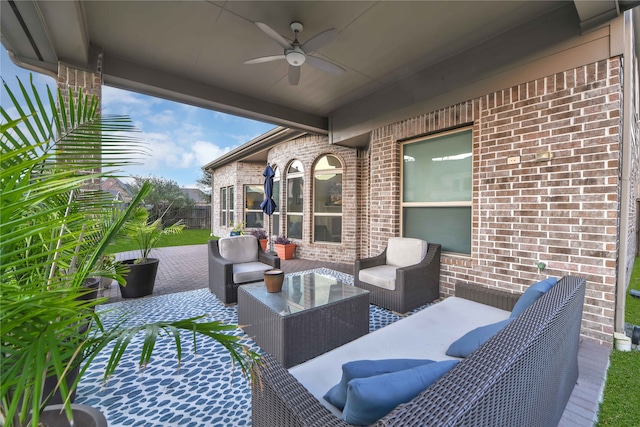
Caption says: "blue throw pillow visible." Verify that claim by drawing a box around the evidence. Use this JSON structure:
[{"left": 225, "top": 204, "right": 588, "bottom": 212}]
[
  {"left": 445, "top": 318, "right": 514, "bottom": 358},
  {"left": 323, "top": 359, "right": 435, "bottom": 410},
  {"left": 341, "top": 359, "right": 460, "bottom": 426},
  {"left": 510, "top": 277, "right": 558, "bottom": 318}
]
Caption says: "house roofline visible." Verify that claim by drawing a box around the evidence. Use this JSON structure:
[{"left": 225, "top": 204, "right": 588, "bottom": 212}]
[{"left": 202, "top": 126, "right": 308, "bottom": 171}]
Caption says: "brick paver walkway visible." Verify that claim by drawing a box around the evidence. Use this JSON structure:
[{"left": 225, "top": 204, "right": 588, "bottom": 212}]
[{"left": 103, "top": 244, "right": 352, "bottom": 304}]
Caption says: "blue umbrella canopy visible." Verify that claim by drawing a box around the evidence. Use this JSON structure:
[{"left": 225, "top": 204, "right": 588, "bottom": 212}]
[{"left": 260, "top": 164, "right": 277, "bottom": 215}]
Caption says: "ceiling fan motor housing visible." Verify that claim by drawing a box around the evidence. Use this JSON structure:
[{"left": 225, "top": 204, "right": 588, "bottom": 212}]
[{"left": 286, "top": 47, "right": 306, "bottom": 66}]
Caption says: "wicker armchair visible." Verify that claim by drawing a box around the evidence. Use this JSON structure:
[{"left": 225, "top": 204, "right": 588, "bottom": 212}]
[
  {"left": 208, "top": 236, "right": 280, "bottom": 304},
  {"left": 355, "top": 239, "right": 441, "bottom": 313}
]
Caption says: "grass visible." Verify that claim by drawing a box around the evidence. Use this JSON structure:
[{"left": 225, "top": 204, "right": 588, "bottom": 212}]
[
  {"left": 106, "top": 229, "right": 216, "bottom": 254},
  {"left": 596, "top": 257, "right": 640, "bottom": 426}
]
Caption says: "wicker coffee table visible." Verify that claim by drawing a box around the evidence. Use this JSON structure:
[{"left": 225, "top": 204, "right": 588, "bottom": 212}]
[{"left": 237, "top": 272, "right": 369, "bottom": 368}]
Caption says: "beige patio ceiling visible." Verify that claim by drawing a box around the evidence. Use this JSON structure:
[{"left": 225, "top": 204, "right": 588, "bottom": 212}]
[{"left": 1, "top": 1, "right": 634, "bottom": 145}]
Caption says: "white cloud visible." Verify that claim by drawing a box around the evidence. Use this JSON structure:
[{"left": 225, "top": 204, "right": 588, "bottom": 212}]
[{"left": 147, "top": 109, "right": 177, "bottom": 127}]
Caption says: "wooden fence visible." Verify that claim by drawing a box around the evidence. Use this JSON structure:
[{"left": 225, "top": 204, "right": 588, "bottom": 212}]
[{"left": 175, "top": 205, "right": 211, "bottom": 229}]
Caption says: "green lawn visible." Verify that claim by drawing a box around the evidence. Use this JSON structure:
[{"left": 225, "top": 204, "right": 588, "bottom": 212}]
[
  {"left": 596, "top": 257, "right": 640, "bottom": 426},
  {"left": 106, "top": 229, "right": 217, "bottom": 254}
]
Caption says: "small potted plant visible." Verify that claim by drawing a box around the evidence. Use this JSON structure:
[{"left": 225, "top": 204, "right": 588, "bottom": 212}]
[
  {"left": 250, "top": 229, "right": 269, "bottom": 251},
  {"left": 230, "top": 220, "right": 245, "bottom": 236},
  {"left": 274, "top": 235, "right": 296, "bottom": 260},
  {"left": 118, "top": 206, "right": 185, "bottom": 298}
]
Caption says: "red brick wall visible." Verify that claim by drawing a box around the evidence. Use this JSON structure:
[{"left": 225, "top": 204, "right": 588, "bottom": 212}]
[{"left": 366, "top": 58, "right": 622, "bottom": 344}]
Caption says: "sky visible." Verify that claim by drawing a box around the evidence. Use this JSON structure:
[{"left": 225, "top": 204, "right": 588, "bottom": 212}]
[{"left": 1, "top": 46, "right": 276, "bottom": 189}]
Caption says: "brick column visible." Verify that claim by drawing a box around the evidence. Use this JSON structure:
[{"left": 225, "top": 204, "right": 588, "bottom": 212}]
[{"left": 56, "top": 52, "right": 103, "bottom": 187}]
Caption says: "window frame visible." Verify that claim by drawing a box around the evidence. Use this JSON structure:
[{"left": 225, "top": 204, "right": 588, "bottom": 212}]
[
  {"left": 312, "top": 154, "right": 343, "bottom": 244},
  {"left": 244, "top": 184, "right": 264, "bottom": 229},
  {"left": 400, "top": 127, "right": 473, "bottom": 255},
  {"left": 220, "top": 186, "right": 235, "bottom": 227},
  {"left": 286, "top": 160, "right": 304, "bottom": 240}
]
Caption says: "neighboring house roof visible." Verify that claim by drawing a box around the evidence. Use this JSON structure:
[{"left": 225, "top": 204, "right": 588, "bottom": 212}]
[
  {"left": 180, "top": 188, "right": 208, "bottom": 204},
  {"left": 100, "top": 178, "right": 134, "bottom": 202}
]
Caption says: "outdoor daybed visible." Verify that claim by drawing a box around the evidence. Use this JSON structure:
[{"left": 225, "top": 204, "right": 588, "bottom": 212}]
[{"left": 252, "top": 275, "right": 586, "bottom": 426}]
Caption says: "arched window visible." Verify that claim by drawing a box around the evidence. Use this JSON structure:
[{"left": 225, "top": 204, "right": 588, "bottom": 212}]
[
  {"left": 272, "top": 166, "right": 280, "bottom": 236},
  {"left": 313, "top": 155, "right": 342, "bottom": 243},
  {"left": 286, "top": 160, "right": 304, "bottom": 239}
]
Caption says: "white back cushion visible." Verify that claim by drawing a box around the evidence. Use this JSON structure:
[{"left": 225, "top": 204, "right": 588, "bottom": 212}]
[
  {"left": 218, "top": 235, "right": 258, "bottom": 263},
  {"left": 386, "top": 237, "right": 428, "bottom": 267}
]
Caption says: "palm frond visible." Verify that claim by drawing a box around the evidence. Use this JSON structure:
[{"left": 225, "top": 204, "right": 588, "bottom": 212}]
[{"left": 1, "top": 76, "right": 260, "bottom": 426}]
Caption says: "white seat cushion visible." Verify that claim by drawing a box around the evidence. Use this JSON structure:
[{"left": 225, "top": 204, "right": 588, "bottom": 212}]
[
  {"left": 290, "top": 297, "right": 510, "bottom": 417},
  {"left": 386, "top": 237, "right": 427, "bottom": 267},
  {"left": 233, "top": 261, "right": 273, "bottom": 283},
  {"left": 219, "top": 235, "right": 258, "bottom": 264},
  {"left": 358, "top": 265, "right": 398, "bottom": 290}
]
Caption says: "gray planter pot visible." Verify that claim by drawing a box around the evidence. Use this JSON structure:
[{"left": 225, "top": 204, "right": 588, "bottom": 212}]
[
  {"left": 119, "top": 258, "right": 159, "bottom": 298},
  {"left": 40, "top": 403, "right": 107, "bottom": 427}
]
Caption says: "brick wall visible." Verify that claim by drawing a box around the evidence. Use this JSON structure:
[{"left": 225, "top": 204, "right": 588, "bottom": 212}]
[
  {"left": 212, "top": 136, "right": 359, "bottom": 263},
  {"left": 268, "top": 134, "right": 359, "bottom": 264},
  {"left": 212, "top": 162, "right": 264, "bottom": 238},
  {"left": 57, "top": 59, "right": 104, "bottom": 188},
  {"left": 366, "top": 58, "right": 622, "bottom": 344}
]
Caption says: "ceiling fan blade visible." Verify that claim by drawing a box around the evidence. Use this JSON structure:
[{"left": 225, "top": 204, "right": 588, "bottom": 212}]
[
  {"left": 301, "top": 28, "right": 337, "bottom": 54},
  {"left": 255, "top": 22, "right": 291, "bottom": 49},
  {"left": 288, "top": 65, "right": 300, "bottom": 86},
  {"left": 244, "top": 55, "right": 286, "bottom": 64},
  {"left": 306, "top": 56, "right": 345, "bottom": 75}
]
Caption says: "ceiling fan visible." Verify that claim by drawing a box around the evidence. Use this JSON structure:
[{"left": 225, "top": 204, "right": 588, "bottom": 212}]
[{"left": 244, "top": 21, "right": 346, "bottom": 86}]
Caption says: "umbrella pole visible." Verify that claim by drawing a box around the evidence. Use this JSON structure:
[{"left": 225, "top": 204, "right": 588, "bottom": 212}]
[{"left": 268, "top": 214, "right": 273, "bottom": 253}]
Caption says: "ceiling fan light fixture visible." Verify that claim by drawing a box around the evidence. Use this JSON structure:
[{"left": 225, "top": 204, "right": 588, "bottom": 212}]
[{"left": 286, "top": 49, "right": 306, "bottom": 66}]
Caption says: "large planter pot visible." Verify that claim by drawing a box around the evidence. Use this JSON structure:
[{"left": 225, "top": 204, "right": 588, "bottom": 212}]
[
  {"left": 275, "top": 243, "right": 296, "bottom": 260},
  {"left": 42, "top": 360, "right": 81, "bottom": 405},
  {"left": 41, "top": 403, "right": 107, "bottom": 427},
  {"left": 119, "top": 258, "right": 159, "bottom": 298},
  {"left": 78, "top": 277, "right": 100, "bottom": 302},
  {"left": 259, "top": 239, "right": 268, "bottom": 252}
]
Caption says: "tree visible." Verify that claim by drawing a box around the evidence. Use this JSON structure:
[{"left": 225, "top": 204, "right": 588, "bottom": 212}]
[
  {"left": 130, "top": 175, "right": 192, "bottom": 225},
  {"left": 196, "top": 170, "right": 212, "bottom": 204}
]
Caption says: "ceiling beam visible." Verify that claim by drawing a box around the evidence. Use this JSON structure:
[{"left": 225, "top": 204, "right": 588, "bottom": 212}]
[{"left": 103, "top": 54, "right": 329, "bottom": 134}]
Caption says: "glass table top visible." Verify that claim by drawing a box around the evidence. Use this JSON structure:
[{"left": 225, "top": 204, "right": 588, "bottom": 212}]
[{"left": 242, "top": 272, "right": 368, "bottom": 316}]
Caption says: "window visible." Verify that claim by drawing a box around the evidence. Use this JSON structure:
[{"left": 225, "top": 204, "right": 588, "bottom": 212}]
[
  {"left": 229, "top": 187, "right": 234, "bottom": 225},
  {"left": 286, "top": 160, "right": 304, "bottom": 239},
  {"left": 272, "top": 167, "right": 280, "bottom": 236},
  {"left": 220, "top": 186, "right": 234, "bottom": 226},
  {"left": 402, "top": 129, "right": 472, "bottom": 254},
  {"left": 313, "top": 155, "right": 342, "bottom": 243},
  {"left": 220, "top": 187, "right": 227, "bottom": 226},
  {"left": 245, "top": 185, "right": 264, "bottom": 228}
]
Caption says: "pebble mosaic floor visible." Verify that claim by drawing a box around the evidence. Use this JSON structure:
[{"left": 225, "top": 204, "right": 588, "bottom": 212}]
[{"left": 75, "top": 268, "right": 432, "bottom": 426}]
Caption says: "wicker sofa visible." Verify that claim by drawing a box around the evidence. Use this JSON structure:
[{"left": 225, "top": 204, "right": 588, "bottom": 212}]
[{"left": 252, "top": 275, "right": 586, "bottom": 426}]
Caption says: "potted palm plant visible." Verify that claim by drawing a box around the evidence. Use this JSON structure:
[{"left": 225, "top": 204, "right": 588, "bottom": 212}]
[
  {"left": 117, "top": 206, "right": 184, "bottom": 298},
  {"left": 0, "top": 76, "right": 260, "bottom": 427}
]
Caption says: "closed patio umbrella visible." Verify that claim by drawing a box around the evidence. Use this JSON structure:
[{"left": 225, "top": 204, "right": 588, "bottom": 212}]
[{"left": 260, "top": 164, "right": 277, "bottom": 252}]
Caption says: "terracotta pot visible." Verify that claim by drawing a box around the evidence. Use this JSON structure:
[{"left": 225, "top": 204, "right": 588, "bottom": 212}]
[
  {"left": 259, "top": 239, "right": 268, "bottom": 252},
  {"left": 275, "top": 243, "right": 295, "bottom": 260},
  {"left": 264, "top": 269, "right": 285, "bottom": 293}
]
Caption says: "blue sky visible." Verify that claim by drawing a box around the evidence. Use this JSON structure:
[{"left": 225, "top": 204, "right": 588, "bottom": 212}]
[{"left": 1, "top": 47, "right": 276, "bottom": 188}]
